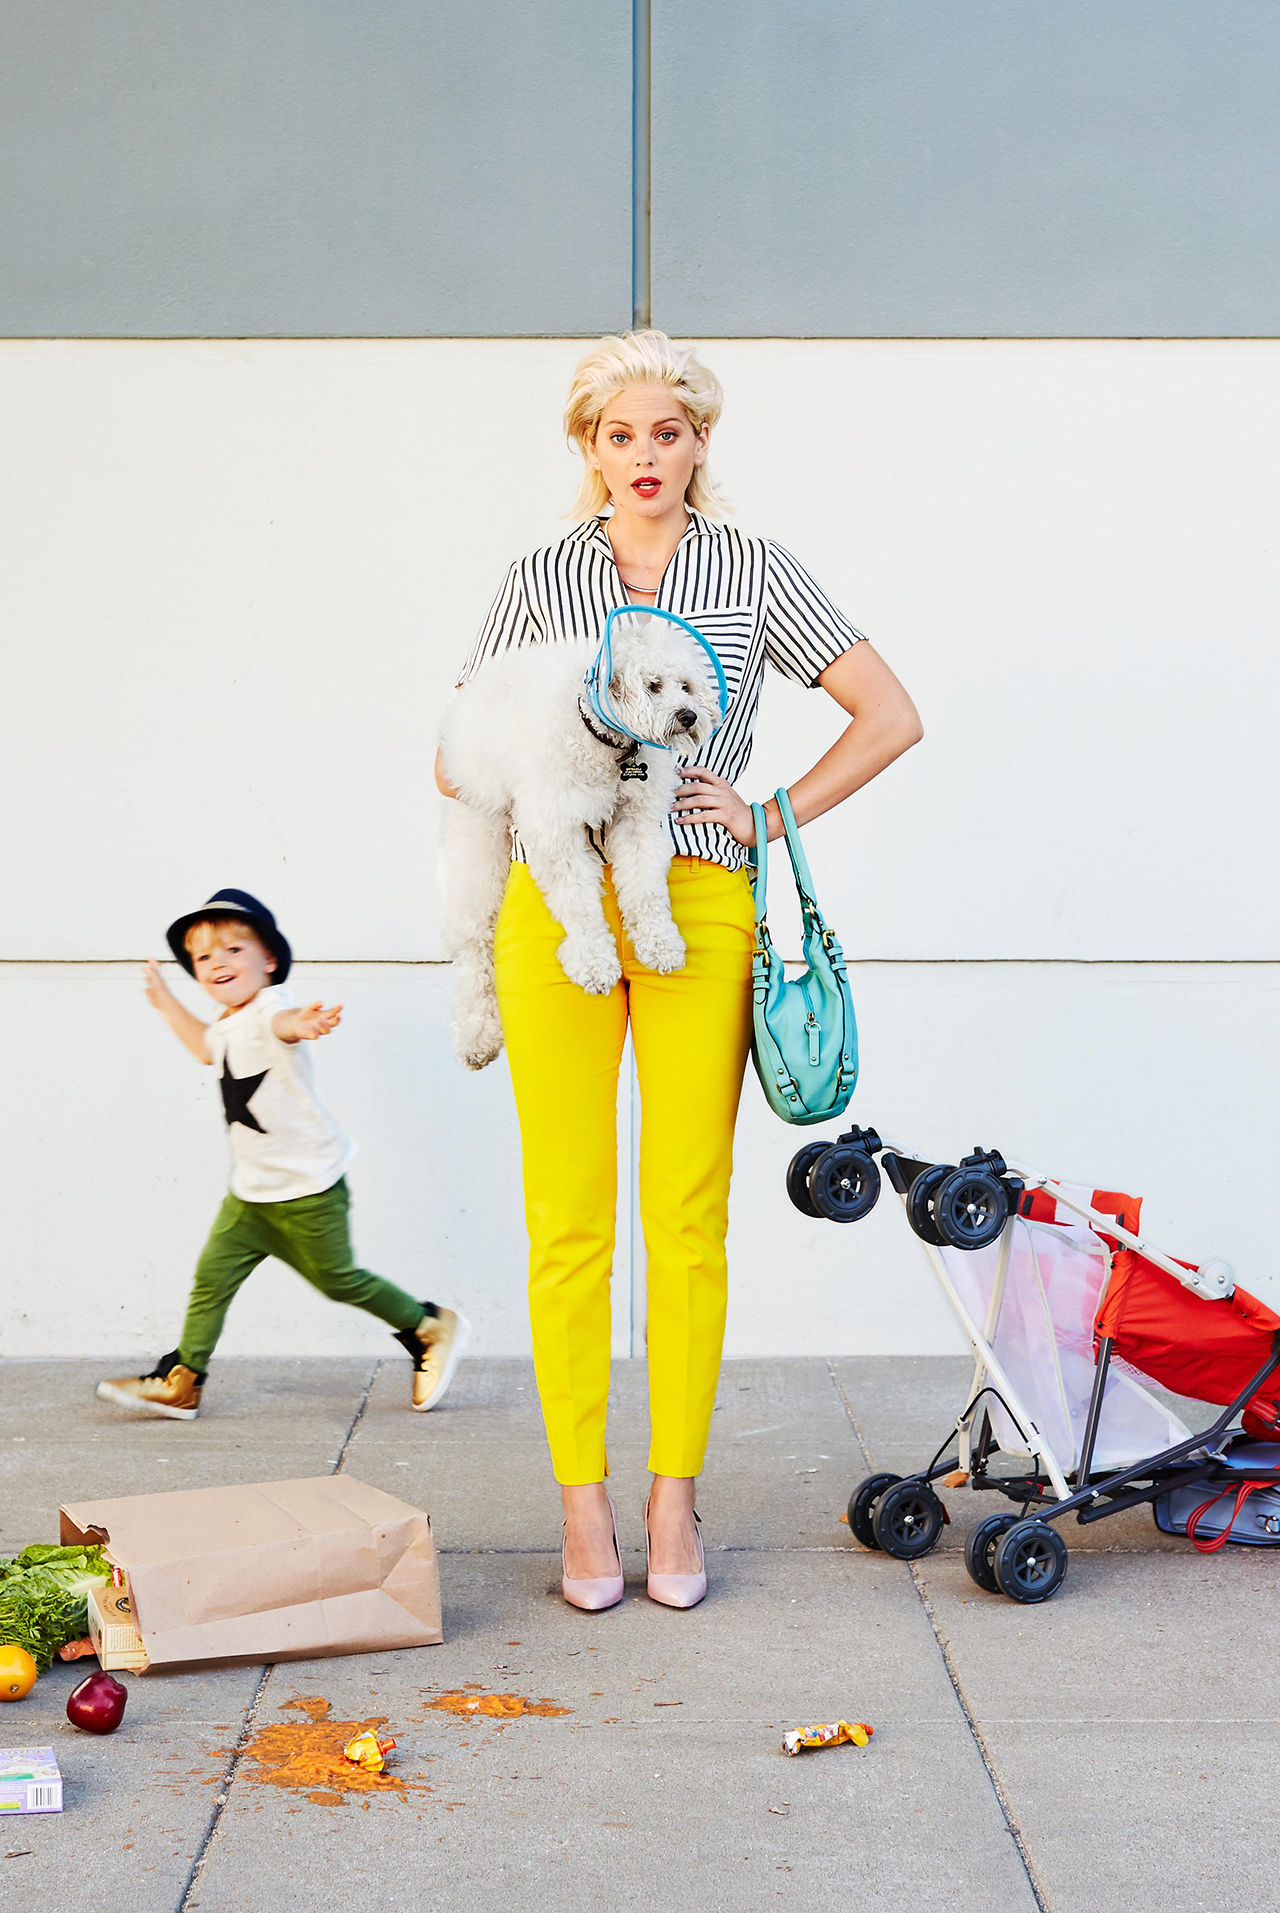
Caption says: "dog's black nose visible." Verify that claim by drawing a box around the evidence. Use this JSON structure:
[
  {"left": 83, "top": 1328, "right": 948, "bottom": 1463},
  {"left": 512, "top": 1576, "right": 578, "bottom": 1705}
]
[{"left": 675, "top": 707, "right": 697, "bottom": 729}]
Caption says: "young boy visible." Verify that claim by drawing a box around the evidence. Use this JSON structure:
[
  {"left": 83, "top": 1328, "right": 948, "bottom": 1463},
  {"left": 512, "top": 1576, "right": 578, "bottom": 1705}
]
[{"left": 97, "top": 887, "right": 468, "bottom": 1421}]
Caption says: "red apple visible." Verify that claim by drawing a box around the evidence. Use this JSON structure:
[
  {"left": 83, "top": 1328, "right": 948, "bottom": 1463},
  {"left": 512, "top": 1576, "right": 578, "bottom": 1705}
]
[{"left": 66, "top": 1670, "right": 128, "bottom": 1734}]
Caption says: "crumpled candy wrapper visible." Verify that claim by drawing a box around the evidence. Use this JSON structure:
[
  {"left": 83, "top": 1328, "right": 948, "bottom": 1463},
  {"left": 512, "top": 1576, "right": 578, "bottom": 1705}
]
[
  {"left": 781, "top": 1719, "right": 873, "bottom": 1756},
  {"left": 342, "top": 1730, "right": 397, "bottom": 1773}
]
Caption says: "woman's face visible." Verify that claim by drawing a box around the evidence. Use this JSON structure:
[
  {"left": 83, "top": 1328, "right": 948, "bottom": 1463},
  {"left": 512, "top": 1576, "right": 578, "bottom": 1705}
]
[{"left": 588, "top": 385, "right": 708, "bottom": 518}]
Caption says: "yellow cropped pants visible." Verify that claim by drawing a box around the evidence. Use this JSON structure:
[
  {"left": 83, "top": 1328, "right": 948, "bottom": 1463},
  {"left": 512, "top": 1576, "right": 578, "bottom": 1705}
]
[{"left": 494, "top": 856, "right": 755, "bottom": 1484}]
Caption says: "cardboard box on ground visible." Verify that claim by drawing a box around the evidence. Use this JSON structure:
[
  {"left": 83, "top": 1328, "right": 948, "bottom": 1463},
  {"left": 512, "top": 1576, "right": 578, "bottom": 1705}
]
[
  {"left": 0, "top": 1748, "right": 63, "bottom": 1815},
  {"left": 60, "top": 1476, "right": 441, "bottom": 1673},
  {"left": 88, "top": 1581, "right": 149, "bottom": 1672}
]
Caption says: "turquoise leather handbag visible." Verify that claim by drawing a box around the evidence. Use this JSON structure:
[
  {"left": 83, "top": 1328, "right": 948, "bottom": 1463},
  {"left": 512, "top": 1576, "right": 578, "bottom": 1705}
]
[{"left": 748, "top": 789, "right": 857, "bottom": 1126}]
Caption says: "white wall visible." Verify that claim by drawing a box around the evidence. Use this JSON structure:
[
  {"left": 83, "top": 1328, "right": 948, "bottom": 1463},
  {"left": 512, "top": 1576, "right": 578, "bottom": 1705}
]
[{"left": 3, "top": 339, "right": 1277, "bottom": 1359}]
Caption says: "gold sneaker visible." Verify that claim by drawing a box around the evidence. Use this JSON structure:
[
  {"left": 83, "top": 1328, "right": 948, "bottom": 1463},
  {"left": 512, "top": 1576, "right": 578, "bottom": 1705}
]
[
  {"left": 96, "top": 1351, "right": 204, "bottom": 1421},
  {"left": 393, "top": 1306, "right": 470, "bottom": 1412}
]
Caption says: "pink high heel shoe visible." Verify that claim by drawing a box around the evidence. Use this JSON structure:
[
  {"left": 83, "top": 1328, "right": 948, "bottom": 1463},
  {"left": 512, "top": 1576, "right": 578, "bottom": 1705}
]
[
  {"left": 644, "top": 1496, "right": 707, "bottom": 1609},
  {"left": 561, "top": 1495, "right": 625, "bottom": 1611}
]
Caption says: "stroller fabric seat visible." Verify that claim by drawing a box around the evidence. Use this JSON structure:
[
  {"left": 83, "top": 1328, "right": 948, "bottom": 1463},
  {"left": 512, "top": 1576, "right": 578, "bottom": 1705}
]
[{"left": 1090, "top": 1195, "right": 1280, "bottom": 1438}]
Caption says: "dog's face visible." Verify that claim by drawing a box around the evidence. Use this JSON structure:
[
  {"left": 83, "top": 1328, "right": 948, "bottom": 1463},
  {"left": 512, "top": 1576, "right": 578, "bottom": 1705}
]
[{"left": 607, "top": 616, "right": 723, "bottom": 753}]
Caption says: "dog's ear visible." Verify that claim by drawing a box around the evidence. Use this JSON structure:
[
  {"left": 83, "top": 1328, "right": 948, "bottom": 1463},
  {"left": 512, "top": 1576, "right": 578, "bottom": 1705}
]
[{"left": 606, "top": 657, "right": 655, "bottom": 741}]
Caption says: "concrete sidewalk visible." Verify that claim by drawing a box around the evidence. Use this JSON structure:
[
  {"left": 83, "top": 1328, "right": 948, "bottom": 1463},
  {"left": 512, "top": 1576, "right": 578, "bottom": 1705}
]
[{"left": 2, "top": 1357, "right": 1273, "bottom": 1912}]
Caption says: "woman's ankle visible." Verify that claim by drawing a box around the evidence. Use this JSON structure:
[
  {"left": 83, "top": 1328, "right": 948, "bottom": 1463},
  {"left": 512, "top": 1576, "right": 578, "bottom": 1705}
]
[
  {"left": 648, "top": 1473, "right": 696, "bottom": 1515},
  {"left": 560, "top": 1481, "right": 618, "bottom": 1580},
  {"left": 561, "top": 1480, "right": 610, "bottom": 1520},
  {"left": 646, "top": 1474, "right": 702, "bottom": 1574}
]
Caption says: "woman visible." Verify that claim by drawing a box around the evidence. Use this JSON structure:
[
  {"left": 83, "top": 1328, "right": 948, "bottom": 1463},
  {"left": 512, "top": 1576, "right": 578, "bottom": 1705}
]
[{"left": 436, "top": 331, "right": 921, "bottom": 1610}]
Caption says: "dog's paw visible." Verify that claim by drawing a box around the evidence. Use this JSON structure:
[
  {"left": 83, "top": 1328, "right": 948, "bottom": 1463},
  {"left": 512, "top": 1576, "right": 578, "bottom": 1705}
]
[
  {"left": 455, "top": 1003, "right": 505, "bottom": 1070},
  {"left": 631, "top": 921, "right": 686, "bottom": 974},
  {"left": 558, "top": 933, "right": 622, "bottom": 995},
  {"left": 459, "top": 1032, "right": 504, "bottom": 1071}
]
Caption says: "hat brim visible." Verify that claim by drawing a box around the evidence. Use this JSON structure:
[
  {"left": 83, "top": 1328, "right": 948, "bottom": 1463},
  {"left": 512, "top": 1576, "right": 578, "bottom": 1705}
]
[{"left": 166, "top": 906, "right": 292, "bottom": 984}]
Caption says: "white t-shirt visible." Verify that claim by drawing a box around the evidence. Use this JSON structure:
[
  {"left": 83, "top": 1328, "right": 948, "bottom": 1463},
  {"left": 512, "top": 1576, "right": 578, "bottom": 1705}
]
[{"left": 203, "top": 984, "right": 354, "bottom": 1203}]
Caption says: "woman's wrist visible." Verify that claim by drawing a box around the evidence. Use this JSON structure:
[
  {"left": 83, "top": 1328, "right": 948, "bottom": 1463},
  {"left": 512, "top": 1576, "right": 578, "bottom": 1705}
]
[{"left": 753, "top": 796, "right": 784, "bottom": 844}]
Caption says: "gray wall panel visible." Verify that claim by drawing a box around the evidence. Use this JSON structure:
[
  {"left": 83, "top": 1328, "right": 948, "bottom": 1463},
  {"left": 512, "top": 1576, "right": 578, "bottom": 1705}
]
[
  {"left": 0, "top": 1, "right": 631, "bottom": 336},
  {"left": 651, "top": 1, "right": 1280, "bottom": 337}
]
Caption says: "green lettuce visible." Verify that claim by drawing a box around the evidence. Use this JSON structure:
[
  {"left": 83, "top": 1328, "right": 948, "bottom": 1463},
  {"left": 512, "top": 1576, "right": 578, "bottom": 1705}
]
[{"left": 0, "top": 1544, "right": 110, "bottom": 1672}]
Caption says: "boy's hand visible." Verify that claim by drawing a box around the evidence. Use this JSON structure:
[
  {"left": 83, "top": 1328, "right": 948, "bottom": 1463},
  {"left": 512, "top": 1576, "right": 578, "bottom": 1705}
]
[
  {"left": 273, "top": 1001, "right": 343, "bottom": 1044},
  {"left": 144, "top": 957, "right": 212, "bottom": 1062},
  {"left": 143, "top": 958, "right": 176, "bottom": 1010}
]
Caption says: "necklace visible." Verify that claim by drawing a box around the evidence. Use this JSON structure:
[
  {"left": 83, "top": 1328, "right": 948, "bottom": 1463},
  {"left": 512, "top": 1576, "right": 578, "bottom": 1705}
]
[{"left": 619, "top": 578, "right": 657, "bottom": 594}]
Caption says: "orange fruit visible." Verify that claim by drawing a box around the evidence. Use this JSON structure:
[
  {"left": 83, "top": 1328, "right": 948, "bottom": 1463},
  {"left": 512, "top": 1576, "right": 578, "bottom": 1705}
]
[{"left": 0, "top": 1644, "right": 38, "bottom": 1699}]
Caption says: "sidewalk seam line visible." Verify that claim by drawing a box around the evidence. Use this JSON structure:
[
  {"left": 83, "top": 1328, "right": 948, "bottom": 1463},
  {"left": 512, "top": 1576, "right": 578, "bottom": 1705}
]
[
  {"left": 909, "top": 1564, "right": 1054, "bottom": 1913},
  {"left": 174, "top": 1663, "right": 273, "bottom": 1913},
  {"left": 825, "top": 1361, "right": 1053, "bottom": 1913},
  {"left": 333, "top": 1357, "right": 381, "bottom": 1474},
  {"left": 174, "top": 1358, "right": 381, "bottom": 1912}
]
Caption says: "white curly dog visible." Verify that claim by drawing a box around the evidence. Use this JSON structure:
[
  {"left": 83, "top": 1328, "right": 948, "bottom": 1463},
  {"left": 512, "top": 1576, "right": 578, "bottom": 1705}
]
[{"left": 439, "top": 615, "right": 724, "bottom": 1070}]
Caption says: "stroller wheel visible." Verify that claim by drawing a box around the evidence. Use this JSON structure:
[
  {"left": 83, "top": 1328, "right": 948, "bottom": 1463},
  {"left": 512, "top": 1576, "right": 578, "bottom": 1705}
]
[
  {"left": 964, "top": 1512, "right": 1020, "bottom": 1593},
  {"left": 786, "top": 1141, "right": 832, "bottom": 1218},
  {"left": 931, "top": 1166, "right": 1011, "bottom": 1251},
  {"left": 907, "top": 1164, "right": 953, "bottom": 1245},
  {"left": 847, "top": 1472, "right": 901, "bottom": 1549},
  {"left": 992, "top": 1519, "right": 1068, "bottom": 1603},
  {"left": 808, "top": 1145, "right": 881, "bottom": 1224},
  {"left": 872, "top": 1479, "right": 945, "bottom": 1560}
]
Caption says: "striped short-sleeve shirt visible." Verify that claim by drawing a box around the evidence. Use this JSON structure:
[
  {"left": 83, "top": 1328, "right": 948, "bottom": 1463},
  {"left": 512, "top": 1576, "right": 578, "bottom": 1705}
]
[{"left": 455, "top": 510, "right": 866, "bottom": 873}]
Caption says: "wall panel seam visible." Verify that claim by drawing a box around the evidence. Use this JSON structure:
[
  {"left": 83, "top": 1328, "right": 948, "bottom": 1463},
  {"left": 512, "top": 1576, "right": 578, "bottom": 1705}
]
[
  {"left": 1, "top": 335, "right": 1274, "bottom": 345},
  {"left": 4, "top": 958, "right": 1277, "bottom": 969},
  {"left": 632, "top": 0, "right": 651, "bottom": 330}
]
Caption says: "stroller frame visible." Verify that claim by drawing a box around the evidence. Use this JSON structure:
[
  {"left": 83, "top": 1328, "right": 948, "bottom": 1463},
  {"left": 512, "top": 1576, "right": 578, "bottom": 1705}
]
[
  {"left": 886, "top": 1150, "right": 1280, "bottom": 1510},
  {"left": 806, "top": 1128, "right": 1280, "bottom": 1601}
]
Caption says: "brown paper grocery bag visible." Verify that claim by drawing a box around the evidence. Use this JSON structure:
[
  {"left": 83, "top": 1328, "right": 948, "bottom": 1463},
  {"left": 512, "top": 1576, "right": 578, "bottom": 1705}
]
[{"left": 60, "top": 1474, "right": 441, "bottom": 1669}]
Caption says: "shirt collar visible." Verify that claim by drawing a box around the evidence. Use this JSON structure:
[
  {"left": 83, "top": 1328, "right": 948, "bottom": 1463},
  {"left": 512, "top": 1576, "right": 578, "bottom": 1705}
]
[{"left": 576, "top": 509, "right": 715, "bottom": 560}]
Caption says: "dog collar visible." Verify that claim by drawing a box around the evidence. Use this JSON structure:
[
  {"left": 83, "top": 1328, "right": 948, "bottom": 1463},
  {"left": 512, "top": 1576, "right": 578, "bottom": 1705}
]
[
  {"left": 577, "top": 697, "right": 648, "bottom": 781},
  {"left": 578, "top": 695, "right": 631, "bottom": 752}
]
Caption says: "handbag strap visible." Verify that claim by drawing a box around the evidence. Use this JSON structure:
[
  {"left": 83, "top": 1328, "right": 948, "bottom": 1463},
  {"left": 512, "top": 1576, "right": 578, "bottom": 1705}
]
[
  {"left": 750, "top": 803, "right": 770, "bottom": 931},
  {"left": 1185, "top": 1480, "right": 1267, "bottom": 1553},
  {"left": 750, "top": 789, "right": 822, "bottom": 922},
  {"left": 772, "top": 787, "right": 820, "bottom": 914}
]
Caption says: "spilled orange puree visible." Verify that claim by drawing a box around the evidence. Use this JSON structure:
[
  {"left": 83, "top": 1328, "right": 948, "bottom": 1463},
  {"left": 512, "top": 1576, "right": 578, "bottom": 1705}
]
[
  {"left": 423, "top": 1690, "right": 571, "bottom": 1721},
  {"left": 238, "top": 1696, "right": 418, "bottom": 1804}
]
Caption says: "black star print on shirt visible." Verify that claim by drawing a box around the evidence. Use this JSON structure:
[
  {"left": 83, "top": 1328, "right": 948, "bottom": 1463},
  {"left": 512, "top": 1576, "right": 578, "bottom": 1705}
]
[{"left": 220, "top": 1058, "right": 268, "bottom": 1133}]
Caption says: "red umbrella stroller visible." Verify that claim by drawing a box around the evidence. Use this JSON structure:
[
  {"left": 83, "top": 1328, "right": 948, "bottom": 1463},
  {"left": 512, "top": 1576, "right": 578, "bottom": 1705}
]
[{"left": 787, "top": 1125, "right": 1280, "bottom": 1603}]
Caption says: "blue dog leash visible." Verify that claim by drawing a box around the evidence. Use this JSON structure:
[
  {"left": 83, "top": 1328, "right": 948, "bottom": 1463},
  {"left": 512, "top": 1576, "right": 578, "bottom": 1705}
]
[{"left": 582, "top": 604, "right": 730, "bottom": 747}]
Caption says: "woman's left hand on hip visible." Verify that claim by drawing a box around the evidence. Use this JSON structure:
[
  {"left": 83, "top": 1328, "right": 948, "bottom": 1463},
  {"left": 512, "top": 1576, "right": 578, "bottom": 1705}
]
[{"left": 672, "top": 768, "right": 756, "bottom": 846}]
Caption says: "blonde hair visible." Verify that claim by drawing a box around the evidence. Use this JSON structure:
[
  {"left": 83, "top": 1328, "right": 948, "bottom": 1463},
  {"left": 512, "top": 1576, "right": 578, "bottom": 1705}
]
[
  {"left": 564, "top": 330, "right": 727, "bottom": 521},
  {"left": 185, "top": 917, "right": 270, "bottom": 963}
]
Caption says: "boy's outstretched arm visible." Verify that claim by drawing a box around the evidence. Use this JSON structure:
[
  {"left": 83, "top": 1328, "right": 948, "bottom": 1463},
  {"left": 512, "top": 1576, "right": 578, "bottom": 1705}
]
[
  {"left": 144, "top": 959, "right": 212, "bottom": 1063},
  {"left": 273, "top": 1000, "right": 343, "bottom": 1044}
]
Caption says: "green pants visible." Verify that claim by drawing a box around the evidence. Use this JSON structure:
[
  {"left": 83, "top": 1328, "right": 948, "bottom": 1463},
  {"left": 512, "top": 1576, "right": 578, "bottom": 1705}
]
[{"left": 178, "top": 1178, "right": 423, "bottom": 1373}]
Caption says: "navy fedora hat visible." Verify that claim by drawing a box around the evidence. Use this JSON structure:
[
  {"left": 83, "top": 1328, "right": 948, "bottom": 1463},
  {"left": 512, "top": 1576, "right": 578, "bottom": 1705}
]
[{"left": 166, "top": 888, "right": 292, "bottom": 984}]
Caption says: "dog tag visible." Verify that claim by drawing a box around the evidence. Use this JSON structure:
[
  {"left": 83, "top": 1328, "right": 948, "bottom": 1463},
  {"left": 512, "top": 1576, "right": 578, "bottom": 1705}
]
[{"left": 620, "top": 762, "right": 648, "bottom": 780}]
